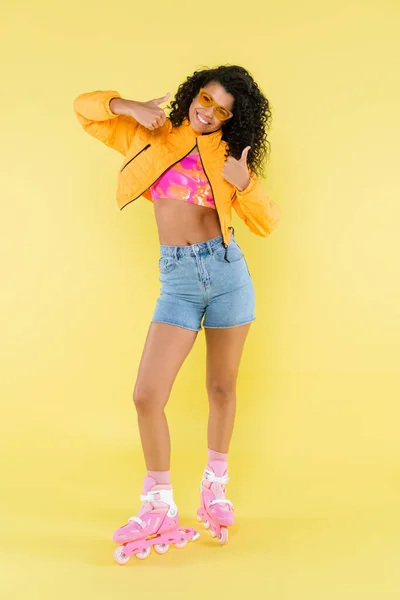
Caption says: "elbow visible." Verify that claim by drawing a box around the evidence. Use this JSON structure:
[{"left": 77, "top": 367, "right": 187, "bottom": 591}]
[
  {"left": 73, "top": 93, "right": 87, "bottom": 116},
  {"left": 73, "top": 95, "right": 83, "bottom": 119},
  {"left": 264, "top": 201, "right": 281, "bottom": 233},
  {"left": 256, "top": 211, "right": 281, "bottom": 237}
]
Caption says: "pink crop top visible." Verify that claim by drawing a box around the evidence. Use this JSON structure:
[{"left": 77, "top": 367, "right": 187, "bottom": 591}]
[{"left": 150, "top": 153, "right": 215, "bottom": 209}]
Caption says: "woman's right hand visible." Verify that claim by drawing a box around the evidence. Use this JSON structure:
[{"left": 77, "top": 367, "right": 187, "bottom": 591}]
[{"left": 110, "top": 93, "right": 170, "bottom": 131}]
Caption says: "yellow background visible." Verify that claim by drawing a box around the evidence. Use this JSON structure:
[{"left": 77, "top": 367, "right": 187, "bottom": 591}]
[{"left": 1, "top": 0, "right": 399, "bottom": 598}]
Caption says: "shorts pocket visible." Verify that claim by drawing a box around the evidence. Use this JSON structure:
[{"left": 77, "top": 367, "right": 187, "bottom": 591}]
[
  {"left": 159, "top": 256, "right": 178, "bottom": 274},
  {"left": 213, "top": 242, "right": 244, "bottom": 263}
]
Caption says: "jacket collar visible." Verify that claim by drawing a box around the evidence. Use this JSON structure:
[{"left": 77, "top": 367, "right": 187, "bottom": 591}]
[{"left": 180, "top": 118, "right": 225, "bottom": 148}]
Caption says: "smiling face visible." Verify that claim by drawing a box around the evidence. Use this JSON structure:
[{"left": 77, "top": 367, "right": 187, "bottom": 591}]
[{"left": 188, "top": 81, "right": 235, "bottom": 134}]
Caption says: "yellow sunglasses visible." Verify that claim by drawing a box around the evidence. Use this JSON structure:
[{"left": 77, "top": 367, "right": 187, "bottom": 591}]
[{"left": 198, "top": 88, "right": 233, "bottom": 121}]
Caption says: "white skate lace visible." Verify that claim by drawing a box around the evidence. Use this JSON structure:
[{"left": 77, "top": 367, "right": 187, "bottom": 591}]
[
  {"left": 209, "top": 498, "right": 234, "bottom": 508},
  {"left": 204, "top": 469, "right": 230, "bottom": 485},
  {"left": 128, "top": 516, "right": 146, "bottom": 529},
  {"left": 127, "top": 493, "right": 158, "bottom": 528},
  {"left": 203, "top": 468, "right": 235, "bottom": 509},
  {"left": 127, "top": 489, "right": 177, "bottom": 527}
]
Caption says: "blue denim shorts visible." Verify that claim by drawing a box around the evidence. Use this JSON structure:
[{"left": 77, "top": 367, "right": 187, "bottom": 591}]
[{"left": 151, "top": 235, "right": 256, "bottom": 331}]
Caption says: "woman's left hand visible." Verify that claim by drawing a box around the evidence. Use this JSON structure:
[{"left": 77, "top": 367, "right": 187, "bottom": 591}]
[{"left": 222, "top": 146, "right": 251, "bottom": 192}]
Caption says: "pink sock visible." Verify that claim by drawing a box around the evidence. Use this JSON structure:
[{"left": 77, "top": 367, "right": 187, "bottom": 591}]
[
  {"left": 147, "top": 470, "right": 171, "bottom": 486},
  {"left": 207, "top": 449, "right": 228, "bottom": 477},
  {"left": 208, "top": 449, "right": 228, "bottom": 464}
]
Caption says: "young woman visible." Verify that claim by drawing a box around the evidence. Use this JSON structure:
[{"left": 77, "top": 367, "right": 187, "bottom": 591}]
[{"left": 74, "top": 65, "right": 280, "bottom": 563}]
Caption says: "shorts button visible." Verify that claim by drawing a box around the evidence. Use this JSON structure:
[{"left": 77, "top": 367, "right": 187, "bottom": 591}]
[{"left": 194, "top": 245, "right": 199, "bottom": 251}]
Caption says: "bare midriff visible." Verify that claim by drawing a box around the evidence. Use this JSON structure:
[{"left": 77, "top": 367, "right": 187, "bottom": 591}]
[
  {"left": 153, "top": 200, "right": 221, "bottom": 246},
  {"left": 152, "top": 149, "right": 222, "bottom": 246}
]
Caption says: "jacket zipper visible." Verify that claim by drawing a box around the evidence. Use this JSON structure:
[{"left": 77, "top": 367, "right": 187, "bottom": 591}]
[
  {"left": 120, "top": 143, "right": 151, "bottom": 172},
  {"left": 121, "top": 145, "right": 197, "bottom": 205},
  {"left": 196, "top": 141, "right": 230, "bottom": 262},
  {"left": 120, "top": 141, "right": 231, "bottom": 260}
]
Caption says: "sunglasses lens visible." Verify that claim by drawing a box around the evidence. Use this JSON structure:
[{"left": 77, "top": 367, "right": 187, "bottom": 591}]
[
  {"left": 216, "top": 108, "right": 230, "bottom": 120},
  {"left": 199, "top": 92, "right": 213, "bottom": 106},
  {"left": 198, "top": 90, "right": 231, "bottom": 120}
]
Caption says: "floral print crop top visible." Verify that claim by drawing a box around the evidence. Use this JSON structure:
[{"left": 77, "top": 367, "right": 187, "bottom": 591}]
[{"left": 150, "top": 153, "right": 215, "bottom": 209}]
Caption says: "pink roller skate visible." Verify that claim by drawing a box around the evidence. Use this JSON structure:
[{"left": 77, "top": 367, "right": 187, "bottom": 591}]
[
  {"left": 197, "top": 461, "right": 235, "bottom": 545},
  {"left": 113, "top": 476, "right": 199, "bottom": 564}
]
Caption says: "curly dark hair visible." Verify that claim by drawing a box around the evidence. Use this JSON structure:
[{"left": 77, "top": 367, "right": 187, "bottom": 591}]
[{"left": 168, "top": 65, "right": 272, "bottom": 176}]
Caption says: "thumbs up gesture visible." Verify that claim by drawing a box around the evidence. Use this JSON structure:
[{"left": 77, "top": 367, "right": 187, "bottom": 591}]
[
  {"left": 130, "top": 92, "right": 171, "bottom": 130},
  {"left": 222, "top": 146, "right": 251, "bottom": 191}
]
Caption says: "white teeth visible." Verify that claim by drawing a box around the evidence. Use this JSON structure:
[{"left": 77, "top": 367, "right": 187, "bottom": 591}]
[{"left": 197, "top": 113, "right": 208, "bottom": 124}]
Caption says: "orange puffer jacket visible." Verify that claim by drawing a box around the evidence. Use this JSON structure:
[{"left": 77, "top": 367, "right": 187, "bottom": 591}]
[{"left": 73, "top": 90, "right": 281, "bottom": 246}]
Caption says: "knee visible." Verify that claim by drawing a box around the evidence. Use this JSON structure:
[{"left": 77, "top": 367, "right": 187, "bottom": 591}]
[
  {"left": 207, "top": 381, "right": 236, "bottom": 407},
  {"left": 133, "top": 384, "right": 163, "bottom": 416}
]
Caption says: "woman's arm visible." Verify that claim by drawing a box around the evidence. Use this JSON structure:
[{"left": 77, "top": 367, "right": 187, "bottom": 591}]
[
  {"left": 222, "top": 147, "right": 281, "bottom": 237},
  {"left": 73, "top": 90, "right": 170, "bottom": 154},
  {"left": 232, "top": 175, "right": 281, "bottom": 237},
  {"left": 73, "top": 90, "right": 140, "bottom": 155}
]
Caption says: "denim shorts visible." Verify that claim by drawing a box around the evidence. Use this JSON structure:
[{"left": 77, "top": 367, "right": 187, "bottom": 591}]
[{"left": 151, "top": 235, "right": 256, "bottom": 331}]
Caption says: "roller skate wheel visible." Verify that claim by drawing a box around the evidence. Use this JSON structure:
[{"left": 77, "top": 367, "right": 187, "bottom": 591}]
[
  {"left": 192, "top": 531, "right": 200, "bottom": 541},
  {"left": 218, "top": 527, "right": 229, "bottom": 545},
  {"left": 114, "top": 546, "right": 130, "bottom": 565},
  {"left": 135, "top": 547, "right": 151, "bottom": 560},
  {"left": 210, "top": 530, "right": 217, "bottom": 538},
  {"left": 203, "top": 520, "right": 210, "bottom": 529},
  {"left": 154, "top": 543, "right": 170, "bottom": 555},
  {"left": 197, "top": 515, "right": 202, "bottom": 522},
  {"left": 174, "top": 538, "right": 188, "bottom": 549}
]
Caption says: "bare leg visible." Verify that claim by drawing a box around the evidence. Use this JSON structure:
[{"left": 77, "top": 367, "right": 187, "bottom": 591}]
[
  {"left": 133, "top": 322, "right": 198, "bottom": 471},
  {"left": 205, "top": 324, "right": 252, "bottom": 453}
]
